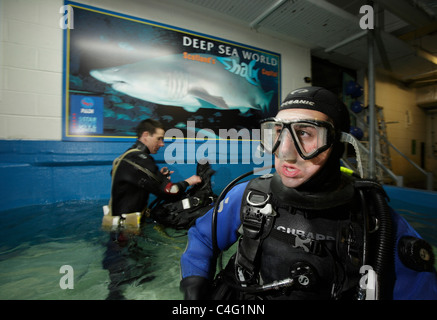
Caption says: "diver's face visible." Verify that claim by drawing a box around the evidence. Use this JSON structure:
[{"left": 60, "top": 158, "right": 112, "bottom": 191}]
[
  {"left": 140, "top": 128, "right": 165, "bottom": 154},
  {"left": 274, "top": 109, "right": 333, "bottom": 188}
]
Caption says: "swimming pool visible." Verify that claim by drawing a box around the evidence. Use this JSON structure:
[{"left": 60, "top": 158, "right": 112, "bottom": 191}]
[
  {"left": 0, "top": 200, "right": 187, "bottom": 300},
  {"left": 0, "top": 189, "right": 436, "bottom": 300},
  {"left": 384, "top": 186, "right": 437, "bottom": 248}
]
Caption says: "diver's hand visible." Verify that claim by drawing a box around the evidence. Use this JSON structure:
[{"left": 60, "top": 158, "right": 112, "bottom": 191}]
[
  {"left": 161, "top": 167, "right": 174, "bottom": 177},
  {"left": 185, "top": 175, "right": 202, "bottom": 186},
  {"left": 180, "top": 276, "right": 210, "bottom": 300}
]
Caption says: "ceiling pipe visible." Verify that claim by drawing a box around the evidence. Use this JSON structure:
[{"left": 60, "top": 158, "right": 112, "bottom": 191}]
[
  {"left": 378, "top": 0, "right": 433, "bottom": 28},
  {"left": 403, "top": 69, "right": 437, "bottom": 82},
  {"left": 306, "top": 0, "right": 358, "bottom": 23},
  {"left": 416, "top": 48, "right": 437, "bottom": 65},
  {"left": 324, "top": 30, "right": 367, "bottom": 53},
  {"left": 367, "top": 0, "right": 377, "bottom": 180},
  {"left": 249, "top": 0, "right": 289, "bottom": 30},
  {"left": 368, "top": 26, "right": 376, "bottom": 180}
]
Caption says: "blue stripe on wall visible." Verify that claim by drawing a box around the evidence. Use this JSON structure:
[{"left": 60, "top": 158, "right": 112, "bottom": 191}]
[{"left": 0, "top": 140, "right": 273, "bottom": 211}]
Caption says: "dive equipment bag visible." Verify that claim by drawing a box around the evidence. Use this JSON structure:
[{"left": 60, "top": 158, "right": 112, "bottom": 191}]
[{"left": 150, "top": 161, "right": 217, "bottom": 229}]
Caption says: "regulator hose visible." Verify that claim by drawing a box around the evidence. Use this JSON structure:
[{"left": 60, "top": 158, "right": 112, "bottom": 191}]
[
  {"left": 371, "top": 186, "right": 395, "bottom": 300},
  {"left": 217, "top": 272, "right": 295, "bottom": 294},
  {"left": 355, "top": 179, "right": 395, "bottom": 300}
]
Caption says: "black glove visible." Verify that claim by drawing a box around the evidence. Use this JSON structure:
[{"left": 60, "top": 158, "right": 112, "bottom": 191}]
[{"left": 180, "top": 276, "right": 211, "bottom": 300}]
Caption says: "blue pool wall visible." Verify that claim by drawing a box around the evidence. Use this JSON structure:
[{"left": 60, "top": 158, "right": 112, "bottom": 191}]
[
  {"left": 383, "top": 185, "right": 437, "bottom": 209},
  {"left": 0, "top": 139, "right": 273, "bottom": 211},
  {"left": 2, "top": 139, "right": 436, "bottom": 212}
]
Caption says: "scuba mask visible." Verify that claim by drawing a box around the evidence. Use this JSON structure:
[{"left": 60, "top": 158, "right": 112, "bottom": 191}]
[{"left": 260, "top": 117, "right": 335, "bottom": 160}]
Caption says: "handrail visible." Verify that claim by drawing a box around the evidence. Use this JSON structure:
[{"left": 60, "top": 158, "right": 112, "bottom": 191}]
[
  {"left": 354, "top": 139, "right": 404, "bottom": 186},
  {"left": 350, "top": 112, "right": 433, "bottom": 190},
  {"left": 382, "top": 136, "right": 426, "bottom": 176}
]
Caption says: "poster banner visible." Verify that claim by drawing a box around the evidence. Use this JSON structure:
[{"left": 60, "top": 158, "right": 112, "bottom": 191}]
[{"left": 62, "top": 1, "right": 281, "bottom": 141}]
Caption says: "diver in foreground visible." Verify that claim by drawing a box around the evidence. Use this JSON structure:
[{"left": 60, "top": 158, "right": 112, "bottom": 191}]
[{"left": 180, "top": 86, "right": 437, "bottom": 300}]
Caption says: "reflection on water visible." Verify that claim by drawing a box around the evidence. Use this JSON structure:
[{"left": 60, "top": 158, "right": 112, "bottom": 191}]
[{"left": 0, "top": 200, "right": 187, "bottom": 300}]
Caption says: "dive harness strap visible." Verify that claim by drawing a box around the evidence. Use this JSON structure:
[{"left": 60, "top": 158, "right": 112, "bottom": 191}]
[
  {"left": 236, "top": 176, "right": 276, "bottom": 279},
  {"left": 107, "top": 148, "right": 158, "bottom": 216},
  {"left": 103, "top": 148, "right": 158, "bottom": 231}
]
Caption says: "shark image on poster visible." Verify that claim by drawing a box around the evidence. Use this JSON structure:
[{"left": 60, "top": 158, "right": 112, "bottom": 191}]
[{"left": 90, "top": 54, "right": 274, "bottom": 114}]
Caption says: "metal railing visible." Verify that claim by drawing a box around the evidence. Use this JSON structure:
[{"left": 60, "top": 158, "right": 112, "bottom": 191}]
[{"left": 347, "top": 113, "right": 433, "bottom": 190}]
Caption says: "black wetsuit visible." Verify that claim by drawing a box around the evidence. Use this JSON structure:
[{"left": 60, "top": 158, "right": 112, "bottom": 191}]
[{"left": 110, "top": 140, "right": 189, "bottom": 216}]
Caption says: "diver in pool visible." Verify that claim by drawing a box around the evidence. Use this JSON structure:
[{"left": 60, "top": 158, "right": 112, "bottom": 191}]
[
  {"left": 180, "top": 86, "right": 437, "bottom": 300},
  {"left": 103, "top": 119, "right": 203, "bottom": 300},
  {"left": 109, "top": 119, "right": 202, "bottom": 218}
]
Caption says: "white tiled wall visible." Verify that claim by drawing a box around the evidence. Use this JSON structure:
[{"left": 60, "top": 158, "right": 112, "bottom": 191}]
[{"left": 0, "top": 0, "right": 63, "bottom": 140}]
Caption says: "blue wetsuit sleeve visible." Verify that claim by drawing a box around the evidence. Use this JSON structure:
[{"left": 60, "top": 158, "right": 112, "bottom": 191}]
[
  {"left": 180, "top": 181, "right": 249, "bottom": 280},
  {"left": 392, "top": 209, "right": 437, "bottom": 300}
]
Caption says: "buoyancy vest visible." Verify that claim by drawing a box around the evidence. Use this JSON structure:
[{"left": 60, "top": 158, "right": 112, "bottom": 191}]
[
  {"left": 219, "top": 173, "right": 392, "bottom": 300},
  {"left": 150, "top": 161, "right": 218, "bottom": 230}
]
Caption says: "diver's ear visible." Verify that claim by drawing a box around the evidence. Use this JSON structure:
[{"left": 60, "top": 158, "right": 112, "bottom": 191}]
[{"left": 139, "top": 130, "right": 150, "bottom": 144}]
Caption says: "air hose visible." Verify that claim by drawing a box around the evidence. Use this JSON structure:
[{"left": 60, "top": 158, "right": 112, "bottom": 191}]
[
  {"left": 371, "top": 186, "right": 395, "bottom": 300},
  {"left": 217, "top": 274, "right": 295, "bottom": 294},
  {"left": 357, "top": 180, "right": 394, "bottom": 300}
]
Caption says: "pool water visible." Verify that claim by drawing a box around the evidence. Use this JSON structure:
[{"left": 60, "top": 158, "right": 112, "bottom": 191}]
[
  {"left": 389, "top": 198, "right": 437, "bottom": 247},
  {"left": 0, "top": 200, "right": 188, "bottom": 300},
  {"left": 0, "top": 197, "right": 436, "bottom": 300}
]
